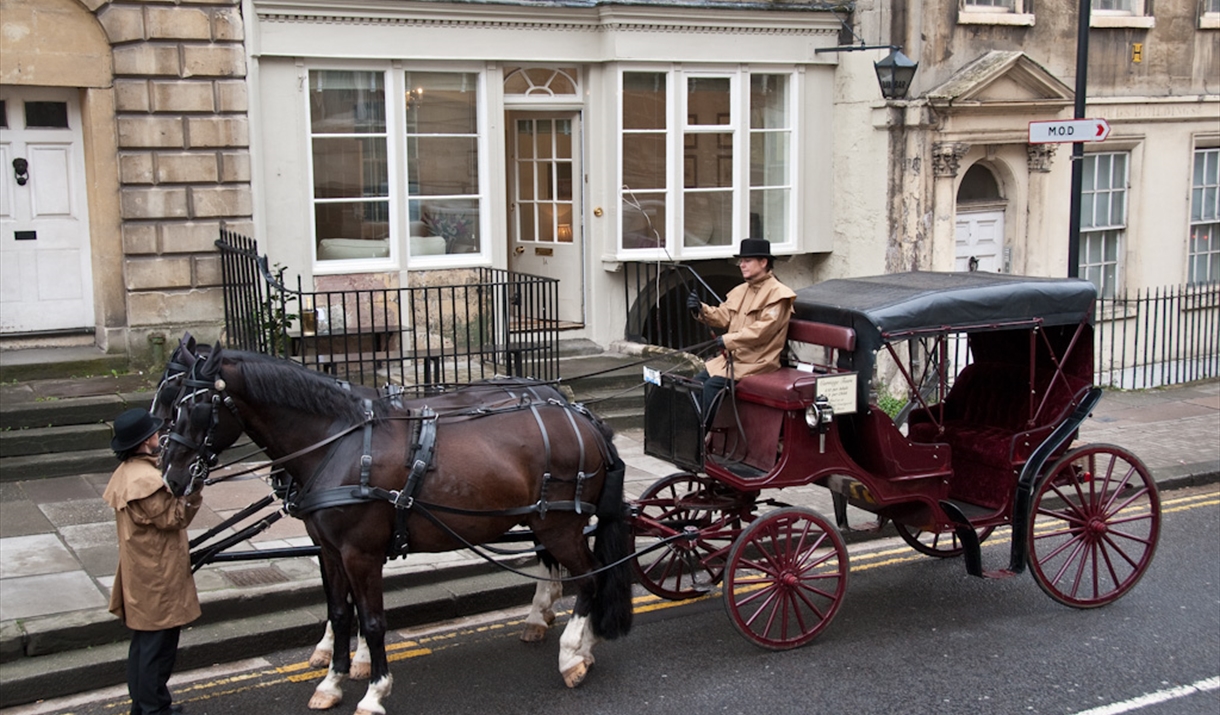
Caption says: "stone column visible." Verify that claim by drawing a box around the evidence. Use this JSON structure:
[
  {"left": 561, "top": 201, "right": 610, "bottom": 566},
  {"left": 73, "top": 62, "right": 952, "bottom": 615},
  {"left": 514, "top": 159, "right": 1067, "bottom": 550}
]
[
  {"left": 931, "top": 142, "right": 969, "bottom": 272},
  {"left": 1023, "top": 143, "right": 1058, "bottom": 276}
]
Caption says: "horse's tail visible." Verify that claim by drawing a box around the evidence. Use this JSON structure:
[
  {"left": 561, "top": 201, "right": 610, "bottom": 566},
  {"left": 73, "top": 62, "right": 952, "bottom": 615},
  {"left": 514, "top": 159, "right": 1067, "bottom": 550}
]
[{"left": 591, "top": 420, "right": 634, "bottom": 640}]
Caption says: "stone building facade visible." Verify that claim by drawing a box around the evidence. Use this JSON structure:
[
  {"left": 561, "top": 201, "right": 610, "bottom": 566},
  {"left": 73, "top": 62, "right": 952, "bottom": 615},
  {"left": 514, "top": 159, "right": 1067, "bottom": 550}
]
[{"left": 1, "top": 0, "right": 252, "bottom": 361}]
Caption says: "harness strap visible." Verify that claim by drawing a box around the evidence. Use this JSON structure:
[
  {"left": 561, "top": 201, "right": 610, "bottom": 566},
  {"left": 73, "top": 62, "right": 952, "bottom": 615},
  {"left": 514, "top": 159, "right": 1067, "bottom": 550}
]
[
  {"left": 389, "top": 408, "right": 437, "bottom": 557},
  {"left": 528, "top": 403, "right": 554, "bottom": 517},
  {"left": 555, "top": 398, "right": 590, "bottom": 515}
]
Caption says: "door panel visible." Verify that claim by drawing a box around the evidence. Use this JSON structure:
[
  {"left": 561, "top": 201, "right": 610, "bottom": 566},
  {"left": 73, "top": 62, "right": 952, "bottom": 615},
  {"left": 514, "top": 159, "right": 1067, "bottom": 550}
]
[
  {"left": 954, "top": 210, "right": 1005, "bottom": 273},
  {"left": 0, "top": 86, "right": 93, "bottom": 333},
  {"left": 507, "top": 112, "right": 583, "bottom": 325}
]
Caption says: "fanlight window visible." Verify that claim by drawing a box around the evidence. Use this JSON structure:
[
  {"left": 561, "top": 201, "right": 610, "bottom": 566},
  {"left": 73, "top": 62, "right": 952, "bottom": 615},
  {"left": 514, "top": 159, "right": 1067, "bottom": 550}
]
[{"left": 504, "top": 67, "right": 580, "bottom": 98}]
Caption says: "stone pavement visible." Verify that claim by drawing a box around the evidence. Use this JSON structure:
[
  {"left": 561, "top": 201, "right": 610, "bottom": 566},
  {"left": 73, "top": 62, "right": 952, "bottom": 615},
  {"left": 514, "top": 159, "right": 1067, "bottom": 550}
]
[{"left": 1, "top": 379, "right": 1217, "bottom": 707}]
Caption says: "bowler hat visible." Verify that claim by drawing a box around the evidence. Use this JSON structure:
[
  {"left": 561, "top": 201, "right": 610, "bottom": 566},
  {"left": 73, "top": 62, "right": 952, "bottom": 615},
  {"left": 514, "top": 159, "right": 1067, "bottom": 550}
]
[
  {"left": 735, "top": 238, "right": 774, "bottom": 259},
  {"left": 111, "top": 408, "right": 164, "bottom": 453}
]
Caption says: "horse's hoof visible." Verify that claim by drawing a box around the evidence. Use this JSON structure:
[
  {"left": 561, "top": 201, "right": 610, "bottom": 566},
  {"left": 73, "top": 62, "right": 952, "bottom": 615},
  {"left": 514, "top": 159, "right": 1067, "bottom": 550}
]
[
  {"left": 520, "top": 623, "right": 548, "bottom": 643},
  {"left": 350, "top": 660, "right": 371, "bottom": 680},
  {"left": 308, "top": 648, "right": 332, "bottom": 668},
  {"left": 354, "top": 708, "right": 384, "bottom": 715},
  {"left": 308, "top": 692, "right": 342, "bottom": 710},
  {"left": 562, "top": 660, "right": 589, "bottom": 688}
]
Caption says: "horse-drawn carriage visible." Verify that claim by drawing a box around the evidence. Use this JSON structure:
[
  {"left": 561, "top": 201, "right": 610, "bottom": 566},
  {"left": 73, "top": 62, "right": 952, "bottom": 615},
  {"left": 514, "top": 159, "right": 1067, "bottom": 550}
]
[
  {"left": 154, "top": 270, "right": 1159, "bottom": 714},
  {"left": 633, "top": 270, "right": 1160, "bottom": 649}
]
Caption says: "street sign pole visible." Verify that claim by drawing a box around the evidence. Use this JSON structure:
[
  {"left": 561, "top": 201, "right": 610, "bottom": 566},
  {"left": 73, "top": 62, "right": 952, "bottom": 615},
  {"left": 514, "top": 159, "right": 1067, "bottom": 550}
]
[{"left": 1068, "top": 0, "right": 1091, "bottom": 279}]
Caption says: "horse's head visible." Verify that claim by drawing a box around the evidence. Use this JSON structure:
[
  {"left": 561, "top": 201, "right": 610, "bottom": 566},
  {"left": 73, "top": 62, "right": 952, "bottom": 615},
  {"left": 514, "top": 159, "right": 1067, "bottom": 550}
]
[
  {"left": 160, "top": 345, "right": 244, "bottom": 497},
  {"left": 150, "top": 333, "right": 211, "bottom": 425}
]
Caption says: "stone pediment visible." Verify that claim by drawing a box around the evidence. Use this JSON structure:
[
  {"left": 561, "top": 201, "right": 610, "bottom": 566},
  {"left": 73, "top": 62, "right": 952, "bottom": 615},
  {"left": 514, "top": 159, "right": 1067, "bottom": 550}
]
[{"left": 927, "top": 50, "right": 1073, "bottom": 113}]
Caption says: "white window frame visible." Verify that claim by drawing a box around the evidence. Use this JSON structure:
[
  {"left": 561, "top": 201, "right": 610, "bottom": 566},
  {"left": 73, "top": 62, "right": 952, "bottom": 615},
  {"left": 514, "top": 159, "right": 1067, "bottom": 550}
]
[
  {"left": 957, "top": 0, "right": 1035, "bottom": 27},
  {"left": 305, "top": 64, "right": 399, "bottom": 275},
  {"left": 1202, "top": 0, "right": 1220, "bottom": 29},
  {"left": 304, "top": 62, "right": 493, "bottom": 274},
  {"left": 1079, "top": 151, "right": 1129, "bottom": 298},
  {"left": 1090, "top": 0, "right": 1155, "bottom": 29},
  {"left": 1189, "top": 147, "right": 1220, "bottom": 284},
  {"left": 616, "top": 65, "right": 799, "bottom": 261}
]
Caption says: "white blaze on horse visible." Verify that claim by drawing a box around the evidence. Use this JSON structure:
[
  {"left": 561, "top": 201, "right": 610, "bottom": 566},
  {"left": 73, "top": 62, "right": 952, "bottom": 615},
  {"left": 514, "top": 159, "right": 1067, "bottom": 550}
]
[{"left": 159, "top": 347, "right": 633, "bottom": 715}]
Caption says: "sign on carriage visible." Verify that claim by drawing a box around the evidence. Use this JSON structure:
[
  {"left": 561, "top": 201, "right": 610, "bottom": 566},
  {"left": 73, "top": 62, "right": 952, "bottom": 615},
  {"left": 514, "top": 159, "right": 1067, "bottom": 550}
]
[
  {"left": 1028, "top": 118, "right": 1111, "bottom": 144},
  {"left": 815, "top": 373, "right": 857, "bottom": 415}
]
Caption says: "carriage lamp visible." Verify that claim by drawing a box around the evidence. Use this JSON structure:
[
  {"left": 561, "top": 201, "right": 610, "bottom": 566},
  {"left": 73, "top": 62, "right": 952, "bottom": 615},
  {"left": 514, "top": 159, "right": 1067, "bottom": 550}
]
[{"left": 806, "top": 395, "right": 834, "bottom": 453}]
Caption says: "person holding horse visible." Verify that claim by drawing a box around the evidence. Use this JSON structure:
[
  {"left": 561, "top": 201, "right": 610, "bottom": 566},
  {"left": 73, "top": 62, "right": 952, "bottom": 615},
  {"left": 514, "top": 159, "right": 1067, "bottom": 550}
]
[
  {"left": 686, "top": 237, "right": 796, "bottom": 422},
  {"left": 103, "top": 408, "right": 204, "bottom": 715}
]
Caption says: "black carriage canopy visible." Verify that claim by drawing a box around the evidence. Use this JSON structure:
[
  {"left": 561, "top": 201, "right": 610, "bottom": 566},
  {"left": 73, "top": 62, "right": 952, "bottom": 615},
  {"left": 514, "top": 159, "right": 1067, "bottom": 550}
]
[{"left": 792, "top": 271, "right": 1098, "bottom": 404}]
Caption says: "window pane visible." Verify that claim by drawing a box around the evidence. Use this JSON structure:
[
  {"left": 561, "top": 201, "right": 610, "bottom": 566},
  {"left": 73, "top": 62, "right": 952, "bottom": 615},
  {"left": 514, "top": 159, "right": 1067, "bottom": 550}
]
[
  {"left": 0, "top": 100, "right": 8, "bottom": 128},
  {"left": 1096, "top": 154, "right": 1112, "bottom": 189},
  {"left": 417, "top": 198, "right": 480, "bottom": 253},
  {"left": 1082, "top": 156, "right": 1095, "bottom": 192},
  {"left": 684, "top": 190, "right": 732, "bottom": 248},
  {"left": 622, "top": 193, "right": 665, "bottom": 249},
  {"left": 405, "top": 72, "right": 477, "bottom": 134},
  {"left": 623, "top": 72, "right": 666, "bottom": 130},
  {"left": 556, "top": 162, "right": 573, "bottom": 202},
  {"left": 750, "top": 132, "right": 789, "bottom": 186},
  {"left": 310, "top": 71, "right": 385, "bottom": 134},
  {"left": 24, "top": 101, "right": 69, "bottom": 128},
  {"left": 408, "top": 136, "right": 479, "bottom": 195},
  {"left": 687, "top": 77, "right": 730, "bottom": 126},
  {"left": 623, "top": 134, "right": 667, "bottom": 190},
  {"left": 685, "top": 139, "right": 731, "bottom": 190},
  {"left": 750, "top": 188, "right": 789, "bottom": 242},
  {"left": 1081, "top": 193, "right": 1095, "bottom": 228},
  {"left": 518, "top": 162, "right": 535, "bottom": 201},
  {"left": 312, "top": 137, "right": 388, "bottom": 199},
  {"left": 750, "top": 75, "right": 788, "bottom": 130},
  {"left": 536, "top": 120, "right": 553, "bottom": 160},
  {"left": 315, "top": 201, "right": 391, "bottom": 260}
]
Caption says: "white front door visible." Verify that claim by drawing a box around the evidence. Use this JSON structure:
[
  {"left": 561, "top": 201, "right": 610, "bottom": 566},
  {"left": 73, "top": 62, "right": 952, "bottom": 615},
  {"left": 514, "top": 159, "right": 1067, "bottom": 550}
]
[
  {"left": 0, "top": 86, "right": 94, "bottom": 333},
  {"left": 507, "top": 112, "right": 583, "bottom": 325},
  {"left": 954, "top": 210, "right": 1005, "bottom": 273}
]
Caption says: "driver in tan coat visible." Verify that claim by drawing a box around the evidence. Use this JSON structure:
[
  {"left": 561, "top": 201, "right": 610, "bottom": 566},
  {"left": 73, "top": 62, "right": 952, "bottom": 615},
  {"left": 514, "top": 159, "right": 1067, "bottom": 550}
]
[
  {"left": 687, "top": 238, "right": 796, "bottom": 422},
  {"left": 103, "top": 408, "right": 203, "bottom": 715}
]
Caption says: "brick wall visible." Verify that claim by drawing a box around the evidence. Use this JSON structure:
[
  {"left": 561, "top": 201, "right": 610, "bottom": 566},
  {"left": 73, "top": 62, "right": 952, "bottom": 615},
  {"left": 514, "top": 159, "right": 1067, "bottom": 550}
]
[{"left": 94, "top": 0, "right": 253, "bottom": 331}]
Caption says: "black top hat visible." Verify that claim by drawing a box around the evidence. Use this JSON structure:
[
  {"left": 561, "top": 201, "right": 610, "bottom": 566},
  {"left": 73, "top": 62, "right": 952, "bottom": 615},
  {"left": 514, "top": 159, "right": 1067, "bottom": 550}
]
[
  {"left": 735, "top": 238, "right": 774, "bottom": 260},
  {"left": 111, "top": 408, "right": 164, "bottom": 454}
]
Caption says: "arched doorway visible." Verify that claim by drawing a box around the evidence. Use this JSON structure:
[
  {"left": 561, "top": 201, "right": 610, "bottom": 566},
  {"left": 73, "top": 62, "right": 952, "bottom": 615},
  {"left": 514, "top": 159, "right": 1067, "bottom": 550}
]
[{"left": 954, "top": 162, "right": 1007, "bottom": 273}]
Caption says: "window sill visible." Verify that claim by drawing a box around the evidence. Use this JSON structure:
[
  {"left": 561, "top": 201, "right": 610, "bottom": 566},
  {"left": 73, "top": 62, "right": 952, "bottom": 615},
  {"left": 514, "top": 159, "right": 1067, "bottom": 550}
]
[
  {"left": 1201, "top": 15, "right": 1220, "bottom": 30},
  {"left": 957, "top": 12, "right": 1036, "bottom": 27},
  {"left": 1090, "top": 15, "right": 1156, "bottom": 29}
]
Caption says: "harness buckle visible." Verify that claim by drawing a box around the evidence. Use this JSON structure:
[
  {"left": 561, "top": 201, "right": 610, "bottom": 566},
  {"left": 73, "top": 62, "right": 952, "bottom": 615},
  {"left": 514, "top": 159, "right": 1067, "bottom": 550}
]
[{"left": 361, "top": 454, "right": 373, "bottom": 469}]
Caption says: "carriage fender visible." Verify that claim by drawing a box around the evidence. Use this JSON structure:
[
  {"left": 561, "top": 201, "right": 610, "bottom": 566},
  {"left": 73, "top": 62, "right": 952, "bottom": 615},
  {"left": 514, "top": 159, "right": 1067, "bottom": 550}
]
[{"left": 1006, "top": 386, "right": 1104, "bottom": 574}]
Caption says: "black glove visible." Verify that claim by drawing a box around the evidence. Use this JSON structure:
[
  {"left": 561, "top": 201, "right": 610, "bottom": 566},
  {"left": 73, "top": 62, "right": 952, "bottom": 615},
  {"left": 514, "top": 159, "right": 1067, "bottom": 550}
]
[
  {"left": 713, "top": 336, "right": 725, "bottom": 351},
  {"left": 686, "top": 291, "right": 702, "bottom": 313}
]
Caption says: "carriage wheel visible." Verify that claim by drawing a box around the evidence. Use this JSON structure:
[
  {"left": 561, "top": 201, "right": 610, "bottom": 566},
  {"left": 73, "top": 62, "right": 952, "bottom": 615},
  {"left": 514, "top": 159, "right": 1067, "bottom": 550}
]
[
  {"left": 723, "top": 507, "right": 849, "bottom": 651},
  {"left": 1028, "top": 444, "right": 1160, "bottom": 609},
  {"left": 894, "top": 521, "right": 996, "bottom": 558},
  {"left": 631, "top": 473, "right": 752, "bottom": 601}
]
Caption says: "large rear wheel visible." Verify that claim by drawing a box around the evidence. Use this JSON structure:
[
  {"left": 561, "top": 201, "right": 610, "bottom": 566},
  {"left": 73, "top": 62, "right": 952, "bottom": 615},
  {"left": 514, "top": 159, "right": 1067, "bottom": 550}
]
[
  {"left": 1028, "top": 444, "right": 1160, "bottom": 608},
  {"left": 723, "top": 507, "right": 849, "bottom": 650},
  {"left": 630, "top": 473, "right": 752, "bottom": 600}
]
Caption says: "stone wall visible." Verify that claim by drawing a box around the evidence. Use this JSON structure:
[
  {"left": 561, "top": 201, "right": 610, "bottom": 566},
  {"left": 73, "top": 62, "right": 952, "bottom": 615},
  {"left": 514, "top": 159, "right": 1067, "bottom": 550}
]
[{"left": 97, "top": 0, "right": 253, "bottom": 355}]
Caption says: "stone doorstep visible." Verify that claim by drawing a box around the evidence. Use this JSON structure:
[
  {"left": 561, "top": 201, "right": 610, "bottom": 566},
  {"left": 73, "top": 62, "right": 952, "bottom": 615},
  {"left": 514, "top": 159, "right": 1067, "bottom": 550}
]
[{"left": 0, "top": 570, "right": 538, "bottom": 708}]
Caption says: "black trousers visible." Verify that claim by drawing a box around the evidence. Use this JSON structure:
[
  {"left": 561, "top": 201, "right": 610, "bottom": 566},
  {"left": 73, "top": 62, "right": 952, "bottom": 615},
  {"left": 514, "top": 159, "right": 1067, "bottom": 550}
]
[
  {"left": 127, "top": 626, "right": 180, "bottom": 715},
  {"left": 694, "top": 370, "right": 730, "bottom": 426}
]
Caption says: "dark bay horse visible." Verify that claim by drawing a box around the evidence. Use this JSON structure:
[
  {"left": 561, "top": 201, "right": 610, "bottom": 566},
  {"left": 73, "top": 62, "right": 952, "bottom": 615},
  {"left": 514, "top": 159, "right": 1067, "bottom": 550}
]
[
  {"left": 159, "top": 347, "right": 633, "bottom": 715},
  {"left": 151, "top": 335, "right": 586, "bottom": 676}
]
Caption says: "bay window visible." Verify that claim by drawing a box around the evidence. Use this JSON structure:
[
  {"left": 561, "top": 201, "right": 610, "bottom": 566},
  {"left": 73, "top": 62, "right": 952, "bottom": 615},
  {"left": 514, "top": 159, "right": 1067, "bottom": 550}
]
[{"left": 620, "top": 67, "right": 795, "bottom": 258}]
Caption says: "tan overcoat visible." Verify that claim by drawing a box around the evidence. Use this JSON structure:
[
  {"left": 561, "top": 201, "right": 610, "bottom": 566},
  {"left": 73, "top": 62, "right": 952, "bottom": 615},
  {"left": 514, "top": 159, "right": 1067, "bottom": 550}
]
[
  {"left": 102, "top": 455, "right": 203, "bottom": 631},
  {"left": 696, "top": 272, "right": 796, "bottom": 379}
]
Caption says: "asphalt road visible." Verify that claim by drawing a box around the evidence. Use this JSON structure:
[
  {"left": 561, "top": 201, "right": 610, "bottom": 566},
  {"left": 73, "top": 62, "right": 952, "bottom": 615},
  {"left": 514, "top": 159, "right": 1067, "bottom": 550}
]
[{"left": 8, "top": 484, "right": 1218, "bottom": 715}]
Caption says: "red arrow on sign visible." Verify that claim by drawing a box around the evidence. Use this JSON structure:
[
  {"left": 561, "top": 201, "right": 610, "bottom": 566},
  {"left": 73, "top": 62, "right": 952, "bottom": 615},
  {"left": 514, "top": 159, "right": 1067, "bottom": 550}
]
[{"left": 1028, "top": 118, "right": 1112, "bottom": 144}]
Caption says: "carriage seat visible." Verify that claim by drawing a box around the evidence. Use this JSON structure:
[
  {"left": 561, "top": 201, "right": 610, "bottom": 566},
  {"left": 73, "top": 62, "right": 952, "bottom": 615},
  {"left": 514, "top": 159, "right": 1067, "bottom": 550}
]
[
  {"left": 908, "top": 362, "right": 1089, "bottom": 470},
  {"left": 733, "top": 320, "right": 857, "bottom": 410}
]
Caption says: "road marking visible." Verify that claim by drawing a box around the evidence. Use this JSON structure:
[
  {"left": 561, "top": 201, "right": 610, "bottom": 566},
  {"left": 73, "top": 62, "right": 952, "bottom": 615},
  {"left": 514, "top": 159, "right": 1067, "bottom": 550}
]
[{"left": 1070, "top": 676, "right": 1220, "bottom": 715}]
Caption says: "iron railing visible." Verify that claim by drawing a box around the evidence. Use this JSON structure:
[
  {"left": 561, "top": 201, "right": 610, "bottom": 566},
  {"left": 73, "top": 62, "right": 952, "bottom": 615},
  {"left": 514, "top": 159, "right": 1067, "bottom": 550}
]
[
  {"left": 216, "top": 231, "right": 559, "bottom": 389},
  {"left": 1093, "top": 281, "right": 1220, "bottom": 389},
  {"left": 621, "top": 260, "right": 1220, "bottom": 391}
]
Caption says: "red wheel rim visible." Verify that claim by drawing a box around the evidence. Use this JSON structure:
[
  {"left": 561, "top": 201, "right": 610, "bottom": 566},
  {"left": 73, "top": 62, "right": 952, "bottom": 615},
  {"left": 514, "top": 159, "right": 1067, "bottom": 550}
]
[
  {"left": 1028, "top": 444, "right": 1160, "bottom": 608},
  {"left": 723, "top": 508, "right": 849, "bottom": 650}
]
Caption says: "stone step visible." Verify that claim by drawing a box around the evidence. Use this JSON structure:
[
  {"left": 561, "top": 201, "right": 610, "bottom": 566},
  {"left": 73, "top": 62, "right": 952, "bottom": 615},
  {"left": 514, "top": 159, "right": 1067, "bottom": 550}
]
[
  {"left": 0, "top": 448, "right": 117, "bottom": 482},
  {"left": 0, "top": 423, "right": 112, "bottom": 457},
  {"left": 0, "top": 347, "right": 129, "bottom": 383}
]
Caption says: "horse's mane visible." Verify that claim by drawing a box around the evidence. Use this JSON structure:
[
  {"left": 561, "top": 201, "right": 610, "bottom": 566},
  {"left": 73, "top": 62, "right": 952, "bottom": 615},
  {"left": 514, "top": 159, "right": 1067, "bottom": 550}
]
[{"left": 222, "top": 350, "right": 386, "bottom": 422}]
